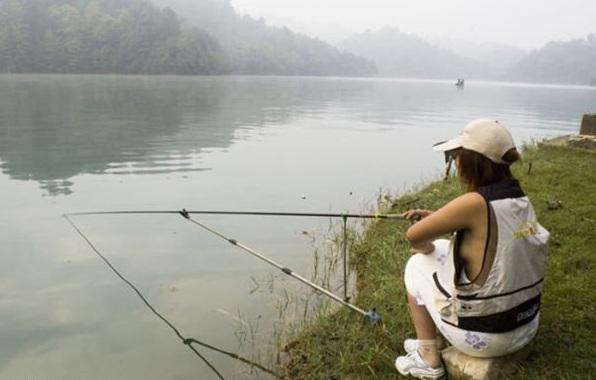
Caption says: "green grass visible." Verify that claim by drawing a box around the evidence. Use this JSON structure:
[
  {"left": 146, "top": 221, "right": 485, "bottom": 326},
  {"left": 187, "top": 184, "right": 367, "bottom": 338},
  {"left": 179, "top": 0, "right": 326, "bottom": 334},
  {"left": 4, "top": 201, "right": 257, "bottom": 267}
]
[{"left": 282, "top": 144, "right": 596, "bottom": 379}]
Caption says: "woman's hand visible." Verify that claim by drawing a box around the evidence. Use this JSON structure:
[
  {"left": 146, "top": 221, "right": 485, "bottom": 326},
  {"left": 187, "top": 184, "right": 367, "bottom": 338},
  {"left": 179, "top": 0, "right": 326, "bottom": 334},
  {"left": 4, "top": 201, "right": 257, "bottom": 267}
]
[
  {"left": 400, "top": 209, "right": 435, "bottom": 254},
  {"left": 401, "top": 209, "right": 434, "bottom": 222},
  {"left": 403, "top": 193, "right": 486, "bottom": 256}
]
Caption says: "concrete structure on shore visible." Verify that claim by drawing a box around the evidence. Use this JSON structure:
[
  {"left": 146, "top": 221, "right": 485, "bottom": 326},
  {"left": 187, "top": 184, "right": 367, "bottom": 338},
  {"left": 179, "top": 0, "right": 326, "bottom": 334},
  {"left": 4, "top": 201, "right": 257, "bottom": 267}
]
[{"left": 580, "top": 114, "right": 596, "bottom": 135}]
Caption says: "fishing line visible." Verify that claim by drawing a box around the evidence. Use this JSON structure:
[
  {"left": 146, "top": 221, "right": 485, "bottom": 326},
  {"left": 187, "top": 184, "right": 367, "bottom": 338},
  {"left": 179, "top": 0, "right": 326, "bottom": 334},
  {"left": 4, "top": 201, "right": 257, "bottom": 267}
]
[
  {"left": 64, "top": 214, "right": 279, "bottom": 379},
  {"left": 63, "top": 208, "right": 403, "bottom": 375}
]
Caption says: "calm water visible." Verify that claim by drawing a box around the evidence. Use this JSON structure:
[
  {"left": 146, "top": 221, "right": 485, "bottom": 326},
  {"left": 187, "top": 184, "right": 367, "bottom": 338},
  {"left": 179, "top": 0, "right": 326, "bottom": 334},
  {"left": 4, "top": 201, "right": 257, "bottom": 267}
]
[{"left": 0, "top": 75, "right": 593, "bottom": 379}]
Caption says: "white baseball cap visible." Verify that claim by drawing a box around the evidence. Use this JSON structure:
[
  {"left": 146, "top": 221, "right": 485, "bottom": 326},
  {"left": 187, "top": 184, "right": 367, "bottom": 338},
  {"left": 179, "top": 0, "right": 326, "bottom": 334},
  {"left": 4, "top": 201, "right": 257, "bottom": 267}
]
[{"left": 433, "top": 119, "right": 516, "bottom": 164}]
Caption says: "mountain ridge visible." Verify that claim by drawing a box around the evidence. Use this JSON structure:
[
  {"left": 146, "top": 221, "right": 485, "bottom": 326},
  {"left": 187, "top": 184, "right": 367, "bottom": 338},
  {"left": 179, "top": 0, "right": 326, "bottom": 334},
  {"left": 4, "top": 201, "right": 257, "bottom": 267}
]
[
  {"left": 1, "top": 0, "right": 594, "bottom": 84},
  {"left": 337, "top": 27, "right": 489, "bottom": 79},
  {"left": 506, "top": 34, "right": 596, "bottom": 85},
  {"left": 338, "top": 26, "right": 596, "bottom": 85},
  {"left": 152, "top": 0, "right": 377, "bottom": 76}
]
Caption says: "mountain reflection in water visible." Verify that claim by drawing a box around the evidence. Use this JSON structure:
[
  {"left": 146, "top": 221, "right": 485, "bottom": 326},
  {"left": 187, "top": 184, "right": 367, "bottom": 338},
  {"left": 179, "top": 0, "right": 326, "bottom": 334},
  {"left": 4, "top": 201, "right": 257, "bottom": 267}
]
[{"left": 1, "top": 75, "right": 591, "bottom": 196}]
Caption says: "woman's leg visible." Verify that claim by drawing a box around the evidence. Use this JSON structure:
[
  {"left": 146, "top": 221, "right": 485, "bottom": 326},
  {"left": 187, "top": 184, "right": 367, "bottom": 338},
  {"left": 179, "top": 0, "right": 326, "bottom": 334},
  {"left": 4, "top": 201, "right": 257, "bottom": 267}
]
[
  {"left": 402, "top": 241, "right": 453, "bottom": 367},
  {"left": 397, "top": 247, "right": 450, "bottom": 378},
  {"left": 407, "top": 293, "right": 442, "bottom": 368}
]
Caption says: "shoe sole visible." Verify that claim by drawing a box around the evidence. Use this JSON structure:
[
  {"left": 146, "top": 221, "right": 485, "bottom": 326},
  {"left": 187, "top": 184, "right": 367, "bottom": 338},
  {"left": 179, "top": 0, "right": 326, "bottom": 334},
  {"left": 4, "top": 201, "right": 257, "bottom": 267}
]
[
  {"left": 395, "top": 363, "right": 445, "bottom": 380},
  {"left": 395, "top": 363, "right": 409, "bottom": 377},
  {"left": 410, "top": 367, "right": 445, "bottom": 380}
]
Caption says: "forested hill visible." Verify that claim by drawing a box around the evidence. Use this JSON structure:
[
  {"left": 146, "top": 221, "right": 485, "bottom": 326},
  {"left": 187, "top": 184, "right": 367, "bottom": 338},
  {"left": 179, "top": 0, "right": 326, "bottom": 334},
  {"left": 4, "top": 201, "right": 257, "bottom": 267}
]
[
  {"left": 506, "top": 35, "right": 596, "bottom": 85},
  {"left": 152, "top": 0, "right": 377, "bottom": 76},
  {"left": 339, "top": 27, "right": 596, "bottom": 85},
  {"left": 0, "top": 0, "right": 376, "bottom": 76},
  {"left": 338, "top": 27, "right": 488, "bottom": 79},
  {"left": 0, "top": 0, "right": 227, "bottom": 75}
]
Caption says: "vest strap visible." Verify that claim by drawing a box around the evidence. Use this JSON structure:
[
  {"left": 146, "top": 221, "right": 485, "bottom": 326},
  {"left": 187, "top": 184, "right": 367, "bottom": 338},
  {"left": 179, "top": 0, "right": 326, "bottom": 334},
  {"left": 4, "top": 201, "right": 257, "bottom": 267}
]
[
  {"left": 433, "top": 272, "right": 451, "bottom": 298},
  {"left": 457, "top": 277, "right": 544, "bottom": 300},
  {"left": 443, "top": 294, "right": 541, "bottom": 333}
]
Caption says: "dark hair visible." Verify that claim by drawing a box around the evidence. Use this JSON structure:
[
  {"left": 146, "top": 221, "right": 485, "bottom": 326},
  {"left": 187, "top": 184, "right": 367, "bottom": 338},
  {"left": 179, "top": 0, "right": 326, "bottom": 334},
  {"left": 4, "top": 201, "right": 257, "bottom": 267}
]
[{"left": 453, "top": 148, "right": 520, "bottom": 191}]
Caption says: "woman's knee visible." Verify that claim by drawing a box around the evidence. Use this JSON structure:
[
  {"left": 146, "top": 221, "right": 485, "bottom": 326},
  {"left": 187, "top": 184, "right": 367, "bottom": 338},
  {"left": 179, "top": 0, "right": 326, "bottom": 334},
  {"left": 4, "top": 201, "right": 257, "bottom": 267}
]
[
  {"left": 403, "top": 240, "right": 449, "bottom": 294},
  {"left": 404, "top": 253, "right": 427, "bottom": 293},
  {"left": 404, "top": 253, "right": 426, "bottom": 275}
]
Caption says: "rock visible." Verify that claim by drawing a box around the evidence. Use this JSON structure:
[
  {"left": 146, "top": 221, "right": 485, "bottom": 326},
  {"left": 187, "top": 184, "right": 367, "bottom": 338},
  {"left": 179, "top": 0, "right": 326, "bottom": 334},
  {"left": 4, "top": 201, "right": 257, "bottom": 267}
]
[
  {"left": 580, "top": 114, "right": 596, "bottom": 135},
  {"left": 568, "top": 134, "right": 596, "bottom": 150},
  {"left": 540, "top": 135, "right": 571, "bottom": 147},
  {"left": 442, "top": 344, "right": 532, "bottom": 380},
  {"left": 541, "top": 134, "right": 596, "bottom": 150}
]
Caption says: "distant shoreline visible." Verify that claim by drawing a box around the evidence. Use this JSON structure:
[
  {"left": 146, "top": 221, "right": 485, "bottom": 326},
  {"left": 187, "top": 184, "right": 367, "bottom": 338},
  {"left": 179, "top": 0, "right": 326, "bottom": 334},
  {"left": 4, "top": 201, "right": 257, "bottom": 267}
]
[{"left": 1, "top": 73, "right": 594, "bottom": 89}]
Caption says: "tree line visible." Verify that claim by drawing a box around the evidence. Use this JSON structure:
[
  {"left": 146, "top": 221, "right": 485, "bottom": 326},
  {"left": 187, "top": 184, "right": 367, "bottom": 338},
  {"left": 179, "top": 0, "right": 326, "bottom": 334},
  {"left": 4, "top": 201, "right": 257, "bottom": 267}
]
[
  {"left": 339, "top": 27, "right": 596, "bottom": 85},
  {"left": 506, "top": 34, "right": 596, "bottom": 85},
  {"left": 0, "top": 0, "right": 228, "bottom": 75},
  {"left": 0, "top": 0, "right": 376, "bottom": 76},
  {"left": 154, "top": 0, "right": 377, "bottom": 76}
]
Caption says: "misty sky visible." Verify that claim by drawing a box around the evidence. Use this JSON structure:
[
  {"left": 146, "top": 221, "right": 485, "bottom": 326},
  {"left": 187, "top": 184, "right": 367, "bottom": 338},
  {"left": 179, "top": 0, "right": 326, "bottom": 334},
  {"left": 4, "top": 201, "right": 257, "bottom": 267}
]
[{"left": 232, "top": 0, "right": 596, "bottom": 48}]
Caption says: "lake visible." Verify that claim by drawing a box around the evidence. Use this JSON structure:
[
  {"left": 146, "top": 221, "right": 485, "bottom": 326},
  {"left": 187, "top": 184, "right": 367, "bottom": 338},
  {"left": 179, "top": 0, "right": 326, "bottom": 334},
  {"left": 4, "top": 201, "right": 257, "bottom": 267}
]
[{"left": 0, "top": 75, "right": 593, "bottom": 379}]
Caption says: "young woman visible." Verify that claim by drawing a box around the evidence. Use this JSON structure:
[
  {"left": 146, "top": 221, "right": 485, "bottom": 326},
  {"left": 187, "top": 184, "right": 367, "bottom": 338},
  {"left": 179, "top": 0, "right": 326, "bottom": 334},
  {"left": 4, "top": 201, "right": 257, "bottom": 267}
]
[{"left": 394, "top": 119, "right": 549, "bottom": 379}]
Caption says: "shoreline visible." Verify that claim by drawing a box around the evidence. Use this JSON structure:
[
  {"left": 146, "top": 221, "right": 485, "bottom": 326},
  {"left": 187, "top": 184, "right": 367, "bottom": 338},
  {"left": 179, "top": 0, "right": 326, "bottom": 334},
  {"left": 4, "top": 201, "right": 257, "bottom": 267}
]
[
  {"left": 1, "top": 73, "right": 594, "bottom": 89},
  {"left": 281, "top": 142, "right": 595, "bottom": 378}
]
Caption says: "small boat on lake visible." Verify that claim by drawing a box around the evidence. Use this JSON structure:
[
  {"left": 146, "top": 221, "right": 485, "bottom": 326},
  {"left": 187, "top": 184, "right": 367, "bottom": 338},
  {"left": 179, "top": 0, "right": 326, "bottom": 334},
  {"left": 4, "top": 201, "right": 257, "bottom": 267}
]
[{"left": 455, "top": 78, "right": 465, "bottom": 87}]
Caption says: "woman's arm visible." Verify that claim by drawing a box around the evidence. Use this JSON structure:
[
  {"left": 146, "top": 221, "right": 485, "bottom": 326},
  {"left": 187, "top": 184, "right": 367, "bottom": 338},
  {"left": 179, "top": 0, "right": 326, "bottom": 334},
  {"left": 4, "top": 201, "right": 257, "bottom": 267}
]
[{"left": 405, "top": 192, "right": 486, "bottom": 254}]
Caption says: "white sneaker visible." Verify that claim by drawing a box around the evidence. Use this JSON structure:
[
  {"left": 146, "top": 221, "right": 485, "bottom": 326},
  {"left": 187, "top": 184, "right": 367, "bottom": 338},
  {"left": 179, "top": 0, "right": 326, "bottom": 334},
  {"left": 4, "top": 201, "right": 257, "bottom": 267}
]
[
  {"left": 395, "top": 350, "right": 445, "bottom": 379},
  {"left": 403, "top": 339, "right": 419, "bottom": 353}
]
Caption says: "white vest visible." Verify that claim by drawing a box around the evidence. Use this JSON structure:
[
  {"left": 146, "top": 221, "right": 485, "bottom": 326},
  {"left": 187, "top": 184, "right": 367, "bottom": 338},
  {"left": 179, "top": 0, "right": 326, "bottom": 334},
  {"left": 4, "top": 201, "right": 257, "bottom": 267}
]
[{"left": 434, "top": 180, "right": 549, "bottom": 333}]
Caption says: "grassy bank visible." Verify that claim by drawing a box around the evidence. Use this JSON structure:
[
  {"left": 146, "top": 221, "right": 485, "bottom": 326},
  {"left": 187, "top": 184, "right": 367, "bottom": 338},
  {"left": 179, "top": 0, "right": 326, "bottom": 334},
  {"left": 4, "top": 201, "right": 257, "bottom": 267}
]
[{"left": 282, "top": 144, "right": 595, "bottom": 379}]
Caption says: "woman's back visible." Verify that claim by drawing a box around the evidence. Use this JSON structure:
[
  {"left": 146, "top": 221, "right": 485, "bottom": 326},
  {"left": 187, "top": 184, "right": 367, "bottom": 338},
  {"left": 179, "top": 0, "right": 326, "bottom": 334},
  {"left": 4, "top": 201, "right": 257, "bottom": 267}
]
[{"left": 449, "top": 192, "right": 487, "bottom": 282}]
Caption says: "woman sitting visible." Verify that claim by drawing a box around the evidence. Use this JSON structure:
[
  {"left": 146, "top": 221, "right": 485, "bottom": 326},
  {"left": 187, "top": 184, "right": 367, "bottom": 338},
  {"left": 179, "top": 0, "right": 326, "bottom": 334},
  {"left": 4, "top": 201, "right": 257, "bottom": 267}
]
[{"left": 395, "top": 119, "right": 549, "bottom": 379}]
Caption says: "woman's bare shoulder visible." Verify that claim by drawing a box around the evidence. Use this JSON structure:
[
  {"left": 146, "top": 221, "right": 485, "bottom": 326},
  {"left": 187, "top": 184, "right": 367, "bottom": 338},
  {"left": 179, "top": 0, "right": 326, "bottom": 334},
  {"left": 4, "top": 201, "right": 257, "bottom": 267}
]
[
  {"left": 406, "top": 192, "right": 486, "bottom": 243},
  {"left": 433, "top": 192, "right": 486, "bottom": 228},
  {"left": 447, "top": 192, "right": 486, "bottom": 210}
]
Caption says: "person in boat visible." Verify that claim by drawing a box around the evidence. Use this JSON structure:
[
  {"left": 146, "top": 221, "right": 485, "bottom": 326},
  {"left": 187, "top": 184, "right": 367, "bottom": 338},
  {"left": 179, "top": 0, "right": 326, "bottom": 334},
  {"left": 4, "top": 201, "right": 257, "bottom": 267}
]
[{"left": 394, "top": 119, "right": 549, "bottom": 379}]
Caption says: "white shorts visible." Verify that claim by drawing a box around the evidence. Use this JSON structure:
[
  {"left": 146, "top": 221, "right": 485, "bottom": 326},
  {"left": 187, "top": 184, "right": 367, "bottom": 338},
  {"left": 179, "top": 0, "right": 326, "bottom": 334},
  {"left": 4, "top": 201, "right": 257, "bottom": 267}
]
[{"left": 403, "top": 239, "right": 539, "bottom": 358}]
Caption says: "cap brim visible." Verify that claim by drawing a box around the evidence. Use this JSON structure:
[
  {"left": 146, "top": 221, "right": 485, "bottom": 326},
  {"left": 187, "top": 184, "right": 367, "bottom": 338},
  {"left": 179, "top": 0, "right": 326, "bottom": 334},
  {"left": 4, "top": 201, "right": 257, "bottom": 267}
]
[{"left": 432, "top": 138, "right": 461, "bottom": 152}]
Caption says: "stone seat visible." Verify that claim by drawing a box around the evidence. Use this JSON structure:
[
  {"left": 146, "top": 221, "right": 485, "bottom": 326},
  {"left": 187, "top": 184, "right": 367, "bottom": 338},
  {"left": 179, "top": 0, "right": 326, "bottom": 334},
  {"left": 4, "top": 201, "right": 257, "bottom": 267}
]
[{"left": 441, "top": 344, "right": 533, "bottom": 380}]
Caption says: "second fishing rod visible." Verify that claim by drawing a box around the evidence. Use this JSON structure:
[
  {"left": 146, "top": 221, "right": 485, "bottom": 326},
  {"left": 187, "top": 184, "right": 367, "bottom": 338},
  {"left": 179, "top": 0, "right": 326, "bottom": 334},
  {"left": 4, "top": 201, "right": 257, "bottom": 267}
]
[
  {"left": 66, "top": 208, "right": 406, "bottom": 324},
  {"left": 65, "top": 209, "right": 405, "bottom": 324},
  {"left": 177, "top": 209, "right": 384, "bottom": 324}
]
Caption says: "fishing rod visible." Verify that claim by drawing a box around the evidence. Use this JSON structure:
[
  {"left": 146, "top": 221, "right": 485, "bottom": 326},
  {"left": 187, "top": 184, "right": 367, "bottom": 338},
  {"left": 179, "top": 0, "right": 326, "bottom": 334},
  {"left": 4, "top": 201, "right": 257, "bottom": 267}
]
[
  {"left": 65, "top": 208, "right": 405, "bottom": 324},
  {"left": 177, "top": 210, "right": 382, "bottom": 324},
  {"left": 65, "top": 210, "right": 406, "bottom": 220}
]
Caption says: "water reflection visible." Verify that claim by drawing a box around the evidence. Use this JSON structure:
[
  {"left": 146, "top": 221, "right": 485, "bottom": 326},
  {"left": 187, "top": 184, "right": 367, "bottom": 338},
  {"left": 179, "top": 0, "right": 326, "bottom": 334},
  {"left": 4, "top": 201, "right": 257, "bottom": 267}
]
[
  {"left": 1, "top": 75, "right": 593, "bottom": 196},
  {"left": 0, "top": 75, "right": 302, "bottom": 195}
]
